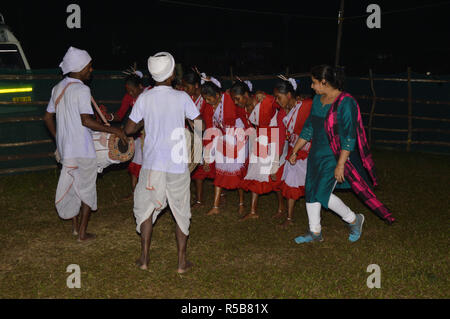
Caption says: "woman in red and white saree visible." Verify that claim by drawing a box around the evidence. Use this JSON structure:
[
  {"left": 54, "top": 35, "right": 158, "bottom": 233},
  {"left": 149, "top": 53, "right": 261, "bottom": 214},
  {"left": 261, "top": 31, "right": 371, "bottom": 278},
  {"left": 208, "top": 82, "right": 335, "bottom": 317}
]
[
  {"left": 230, "top": 81, "right": 288, "bottom": 221},
  {"left": 274, "top": 78, "right": 312, "bottom": 227},
  {"left": 201, "top": 81, "right": 249, "bottom": 216}
]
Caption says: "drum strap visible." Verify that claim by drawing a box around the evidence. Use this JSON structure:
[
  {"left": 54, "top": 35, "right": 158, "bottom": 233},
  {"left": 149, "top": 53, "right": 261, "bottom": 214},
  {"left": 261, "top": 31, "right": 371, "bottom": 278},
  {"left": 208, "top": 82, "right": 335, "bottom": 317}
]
[
  {"left": 90, "top": 97, "right": 110, "bottom": 126},
  {"left": 54, "top": 82, "right": 76, "bottom": 109},
  {"left": 54, "top": 81, "right": 110, "bottom": 127}
]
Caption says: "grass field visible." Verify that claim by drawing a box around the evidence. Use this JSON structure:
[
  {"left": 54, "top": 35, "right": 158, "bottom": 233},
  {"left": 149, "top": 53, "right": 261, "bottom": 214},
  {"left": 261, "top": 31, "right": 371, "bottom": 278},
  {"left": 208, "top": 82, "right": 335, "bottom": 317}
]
[{"left": 0, "top": 149, "right": 448, "bottom": 299}]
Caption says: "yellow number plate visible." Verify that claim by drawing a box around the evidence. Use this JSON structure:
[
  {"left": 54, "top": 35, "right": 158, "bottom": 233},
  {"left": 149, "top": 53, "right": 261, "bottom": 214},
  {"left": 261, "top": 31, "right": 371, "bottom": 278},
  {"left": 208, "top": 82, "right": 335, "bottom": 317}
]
[{"left": 12, "top": 96, "right": 32, "bottom": 102}]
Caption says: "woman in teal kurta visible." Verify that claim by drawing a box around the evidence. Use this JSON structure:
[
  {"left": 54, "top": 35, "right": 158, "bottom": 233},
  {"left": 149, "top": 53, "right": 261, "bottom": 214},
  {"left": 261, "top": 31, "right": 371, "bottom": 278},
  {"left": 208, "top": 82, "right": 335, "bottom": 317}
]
[
  {"left": 289, "top": 65, "right": 366, "bottom": 243},
  {"left": 300, "top": 94, "right": 370, "bottom": 207}
]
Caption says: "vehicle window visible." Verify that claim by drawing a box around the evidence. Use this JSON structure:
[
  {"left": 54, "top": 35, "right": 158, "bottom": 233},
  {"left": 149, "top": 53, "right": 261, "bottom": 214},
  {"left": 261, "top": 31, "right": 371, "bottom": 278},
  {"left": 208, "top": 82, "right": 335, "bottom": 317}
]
[{"left": 0, "top": 43, "right": 26, "bottom": 69}]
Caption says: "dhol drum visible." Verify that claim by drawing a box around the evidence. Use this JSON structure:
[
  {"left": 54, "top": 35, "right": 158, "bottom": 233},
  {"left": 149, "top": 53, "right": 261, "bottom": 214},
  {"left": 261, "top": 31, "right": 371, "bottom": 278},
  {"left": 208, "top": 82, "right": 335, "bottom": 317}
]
[
  {"left": 92, "top": 131, "right": 135, "bottom": 173},
  {"left": 185, "top": 128, "right": 202, "bottom": 173}
]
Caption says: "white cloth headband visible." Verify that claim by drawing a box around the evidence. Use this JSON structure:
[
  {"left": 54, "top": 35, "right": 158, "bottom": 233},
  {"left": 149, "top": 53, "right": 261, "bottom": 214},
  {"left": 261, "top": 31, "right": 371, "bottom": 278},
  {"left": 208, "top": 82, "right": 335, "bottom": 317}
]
[
  {"left": 123, "top": 67, "right": 143, "bottom": 79},
  {"left": 235, "top": 76, "right": 253, "bottom": 92},
  {"left": 200, "top": 72, "right": 222, "bottom": 88},
  {"left": 277, "top": 75, "right": 298, "bottom": 91},
  {"left": 244, "top": 80, "right": 253, "bottom": 92}
]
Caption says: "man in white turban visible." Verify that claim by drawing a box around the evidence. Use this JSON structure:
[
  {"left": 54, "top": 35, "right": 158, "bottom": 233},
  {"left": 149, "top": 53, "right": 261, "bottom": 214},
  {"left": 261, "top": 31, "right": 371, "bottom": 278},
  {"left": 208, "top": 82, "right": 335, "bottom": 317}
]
[
  {"left": 125, "top": 52, "right": 204, "bottom": 273},
  {"left": 44, "top": 46, "right": 126, "bottom": 242}
]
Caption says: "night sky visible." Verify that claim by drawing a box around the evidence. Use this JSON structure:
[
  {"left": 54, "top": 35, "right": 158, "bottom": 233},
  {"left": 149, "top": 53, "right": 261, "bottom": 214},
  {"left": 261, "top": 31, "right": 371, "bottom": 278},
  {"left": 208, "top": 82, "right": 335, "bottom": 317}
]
[{"left": 2, "top": 0, "right": 450, "bottom": 76}]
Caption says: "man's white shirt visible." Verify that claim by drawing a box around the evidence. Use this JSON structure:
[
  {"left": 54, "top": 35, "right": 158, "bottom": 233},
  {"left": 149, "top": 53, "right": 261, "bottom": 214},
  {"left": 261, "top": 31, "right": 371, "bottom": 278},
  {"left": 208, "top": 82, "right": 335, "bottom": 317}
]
[
  {"left": 129, "top": 85, "right": 200, "bottom": 174},
  {"left": 46, "top": 77, "right": 96, "bottom": 160}
]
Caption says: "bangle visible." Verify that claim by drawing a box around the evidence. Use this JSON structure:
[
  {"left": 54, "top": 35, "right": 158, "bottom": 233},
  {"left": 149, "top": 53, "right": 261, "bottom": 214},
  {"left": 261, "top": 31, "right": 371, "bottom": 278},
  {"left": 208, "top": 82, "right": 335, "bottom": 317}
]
[{"left": 109, "top": 113, "right": 114, "bottom": 121}]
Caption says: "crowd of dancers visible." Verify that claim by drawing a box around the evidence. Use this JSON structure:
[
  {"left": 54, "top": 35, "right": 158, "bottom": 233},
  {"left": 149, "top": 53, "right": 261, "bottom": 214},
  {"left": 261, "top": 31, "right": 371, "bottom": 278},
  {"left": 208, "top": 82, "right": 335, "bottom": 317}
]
[{"left": 45, "top": 47, "right": 395, "bottom": 272}]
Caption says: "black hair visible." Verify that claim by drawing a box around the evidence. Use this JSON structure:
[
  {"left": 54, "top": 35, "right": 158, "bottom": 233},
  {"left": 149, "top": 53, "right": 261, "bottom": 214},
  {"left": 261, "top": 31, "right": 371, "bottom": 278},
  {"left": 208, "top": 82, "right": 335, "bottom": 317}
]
[
  {"left": 201, "top": 81, "right": 221, "bottom": 97},
  {"left": 125, "top": 74, "right": 143, "bottom": 88},
  {"left": 182, "top": 71, "right": 201, "bottom": 86},
  {"left": 310, "top": 64, "right": 345, "bottom": 90},
  {"left": 274, "top": 80, "right": 296, "bottom": 96},
  {"left": 230, "top": 80, "right": 250, "bottom": 96}
]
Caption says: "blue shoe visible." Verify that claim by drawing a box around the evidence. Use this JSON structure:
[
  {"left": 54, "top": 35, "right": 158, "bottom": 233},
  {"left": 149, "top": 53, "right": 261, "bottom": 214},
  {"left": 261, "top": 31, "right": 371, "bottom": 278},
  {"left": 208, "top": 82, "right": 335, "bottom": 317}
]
[
  {"left": 348, "top": 214, "right": 365, "bottom": 242},
  {"left": 294, "top": 231, "right": 323, "bottom": 244}
]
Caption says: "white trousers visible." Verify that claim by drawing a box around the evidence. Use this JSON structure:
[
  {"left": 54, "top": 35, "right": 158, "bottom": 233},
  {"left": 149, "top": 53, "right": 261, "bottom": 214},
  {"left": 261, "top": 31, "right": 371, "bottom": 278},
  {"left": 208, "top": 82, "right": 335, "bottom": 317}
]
[{"left": 306, "top": 194, "right": 357, "bottom": 234}]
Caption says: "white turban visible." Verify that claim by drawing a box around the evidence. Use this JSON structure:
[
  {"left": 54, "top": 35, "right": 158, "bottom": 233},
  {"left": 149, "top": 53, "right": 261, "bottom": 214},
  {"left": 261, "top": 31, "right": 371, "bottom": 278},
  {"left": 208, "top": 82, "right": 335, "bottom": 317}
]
[
  {"left": 148, "top": 52, "right": 175, "bottom": 82},
  {"left": 59, "top": 46, "right": 92, "bottom": 75}
]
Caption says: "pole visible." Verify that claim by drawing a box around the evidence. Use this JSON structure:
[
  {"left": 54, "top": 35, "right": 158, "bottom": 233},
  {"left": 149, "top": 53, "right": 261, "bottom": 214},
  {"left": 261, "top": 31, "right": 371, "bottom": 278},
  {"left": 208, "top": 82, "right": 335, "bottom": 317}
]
[
  {"left": 407, "top": 67, "right": 413, "bottom": 152},
  {"left": 335, "top": 0, "right": 345, "bottom": 67}
]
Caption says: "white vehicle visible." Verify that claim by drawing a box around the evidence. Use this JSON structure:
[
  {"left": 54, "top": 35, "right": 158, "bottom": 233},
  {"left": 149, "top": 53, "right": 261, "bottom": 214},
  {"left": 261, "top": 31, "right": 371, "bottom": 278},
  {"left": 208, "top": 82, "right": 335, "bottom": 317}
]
[{"left": 0, "top": 13, "right": 30, "bottom": 70}]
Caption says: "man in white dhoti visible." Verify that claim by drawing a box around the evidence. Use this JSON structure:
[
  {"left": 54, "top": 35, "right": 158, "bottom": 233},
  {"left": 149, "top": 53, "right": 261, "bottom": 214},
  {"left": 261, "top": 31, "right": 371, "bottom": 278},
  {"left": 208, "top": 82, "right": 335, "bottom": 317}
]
[
  {"left": 44, "top": 47, "right": 126, "bottom": 242},
  {"left": 125, "top": 52, "right": 203, "bottom": 273}
]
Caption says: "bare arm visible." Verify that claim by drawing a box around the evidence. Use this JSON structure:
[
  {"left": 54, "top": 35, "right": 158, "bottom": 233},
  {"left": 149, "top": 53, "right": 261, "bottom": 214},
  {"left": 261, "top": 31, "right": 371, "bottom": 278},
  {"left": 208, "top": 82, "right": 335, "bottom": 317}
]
[
  {"left": 44, "top": 111, "right": 56, "bottom": 139},
  {"left": 80, "top": 114, "right": 127, "bottom": 143},
  {"left": 124, "top": 119, "right": 144, "bottom": 136},
  {"left": 288, "top": 138, "right": 308, "bottom": 164}
]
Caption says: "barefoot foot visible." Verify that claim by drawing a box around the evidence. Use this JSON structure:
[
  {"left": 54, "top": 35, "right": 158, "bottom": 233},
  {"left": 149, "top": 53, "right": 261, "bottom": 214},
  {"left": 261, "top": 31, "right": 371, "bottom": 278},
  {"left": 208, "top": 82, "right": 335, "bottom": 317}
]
[
  {"left": 206, "top": 207, "right": 220, "bottom": 216},
  {"left": 77, "top": 233, "right": 97, "bottom": 243},
  {"left": 239, "top": 212, "right": 259, "bottom": 221},
  {"left": 135, "top": 258, "right": 149, "bottom": 270},
  {"left": 272, "top": 209, "right": 286, "bottom": 219},
  {"left": 278, "top": 218, "right": 294, "bottom": 229},
  {"left": 191, "top": 201, "right": 204, "bottom": 210},
  {"left": 177, "top": 261, "right": 193, "bottom": 274}
]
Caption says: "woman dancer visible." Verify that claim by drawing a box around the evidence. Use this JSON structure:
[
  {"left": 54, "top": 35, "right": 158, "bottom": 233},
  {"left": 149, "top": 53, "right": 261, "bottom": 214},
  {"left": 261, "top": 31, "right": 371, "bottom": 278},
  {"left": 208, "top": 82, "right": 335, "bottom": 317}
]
[
  {"left": 182, "top": 71, "right": 216, "bottom": 208},
  {"left": 290, "top": 65, "right": 395, "bottom": 243},
  {"left": 201, "top": 81, "right": 249, "bottom": 216},
  {"left": 274, "top": 77, "right": 312, "bottom": 227},
  {"left": 230, "top": 80, "right": 287, "bottom": 221},
  {"left": 107, "top": 70, "right": 151, "bottom": 198}
]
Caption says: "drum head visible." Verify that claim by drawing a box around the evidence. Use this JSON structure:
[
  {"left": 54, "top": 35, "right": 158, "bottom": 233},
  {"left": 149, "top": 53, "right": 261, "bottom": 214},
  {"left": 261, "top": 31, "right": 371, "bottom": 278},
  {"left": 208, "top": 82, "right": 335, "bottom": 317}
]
[{"left": 108, "top": 135, "right": 135, "bottom": 162}]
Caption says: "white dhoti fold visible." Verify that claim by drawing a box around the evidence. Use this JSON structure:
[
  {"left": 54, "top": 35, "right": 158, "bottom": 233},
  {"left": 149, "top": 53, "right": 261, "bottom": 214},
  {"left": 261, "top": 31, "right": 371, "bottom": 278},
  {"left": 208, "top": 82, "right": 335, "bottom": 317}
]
[
  {"left": 133, "top": 169, "right": 191, "bottom": 236},
  {"left": 55, "top": 158, "right": 98, "bottom": 219}
]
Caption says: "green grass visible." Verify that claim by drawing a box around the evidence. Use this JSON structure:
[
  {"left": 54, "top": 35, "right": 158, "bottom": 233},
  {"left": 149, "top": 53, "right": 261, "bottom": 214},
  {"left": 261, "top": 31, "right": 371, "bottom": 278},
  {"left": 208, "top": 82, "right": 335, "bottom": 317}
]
[{"left": 0, "top": 149, "right": 448, "bottom": 298}]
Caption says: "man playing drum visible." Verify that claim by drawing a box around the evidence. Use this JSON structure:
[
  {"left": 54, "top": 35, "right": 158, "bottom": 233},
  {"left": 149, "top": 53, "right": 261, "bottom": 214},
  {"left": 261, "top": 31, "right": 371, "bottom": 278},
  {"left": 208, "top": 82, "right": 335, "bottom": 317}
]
[
  {"left": 125, "top": 52, "right": 203, "bottom": 273},
  {"left": 44, "top": 47, "right": 127, "bottom": 243}
]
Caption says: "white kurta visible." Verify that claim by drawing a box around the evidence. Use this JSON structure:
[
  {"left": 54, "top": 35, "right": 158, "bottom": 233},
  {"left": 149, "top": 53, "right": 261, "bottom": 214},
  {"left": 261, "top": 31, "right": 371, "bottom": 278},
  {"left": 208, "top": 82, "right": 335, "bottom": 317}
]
[
  {"left": 129, "top": 85, "right": 199, "bottom": 234},
  {"left": 47, "top": 77, "right": 98, "bottom": 219}
]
